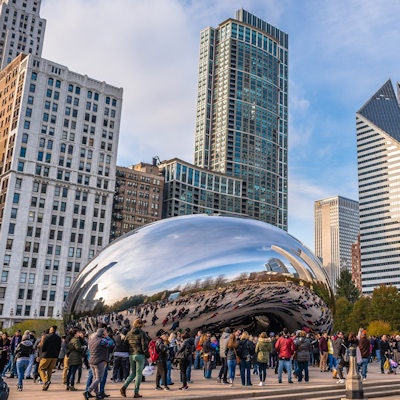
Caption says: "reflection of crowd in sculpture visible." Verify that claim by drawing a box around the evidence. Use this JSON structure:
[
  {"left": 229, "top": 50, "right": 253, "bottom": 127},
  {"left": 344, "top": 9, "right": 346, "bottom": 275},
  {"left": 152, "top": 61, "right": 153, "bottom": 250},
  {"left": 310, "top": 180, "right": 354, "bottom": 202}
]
[{"left": 74, "top": 281, "right": 332, "bottom": 339}]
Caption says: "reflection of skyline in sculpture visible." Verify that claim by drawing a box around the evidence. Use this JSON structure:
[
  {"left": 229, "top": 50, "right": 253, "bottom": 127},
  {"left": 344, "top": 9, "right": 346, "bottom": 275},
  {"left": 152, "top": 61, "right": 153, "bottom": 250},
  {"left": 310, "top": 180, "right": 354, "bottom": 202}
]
[{"left": 65, "top": 215, "right": 333, "bottom": 333}]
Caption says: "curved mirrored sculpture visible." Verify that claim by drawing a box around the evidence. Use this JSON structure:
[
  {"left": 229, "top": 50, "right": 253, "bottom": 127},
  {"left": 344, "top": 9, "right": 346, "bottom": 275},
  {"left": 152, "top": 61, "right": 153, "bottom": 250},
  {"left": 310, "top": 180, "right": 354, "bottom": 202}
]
[{"left": 64, "top": 215, "right": 333, "bottom": 334}]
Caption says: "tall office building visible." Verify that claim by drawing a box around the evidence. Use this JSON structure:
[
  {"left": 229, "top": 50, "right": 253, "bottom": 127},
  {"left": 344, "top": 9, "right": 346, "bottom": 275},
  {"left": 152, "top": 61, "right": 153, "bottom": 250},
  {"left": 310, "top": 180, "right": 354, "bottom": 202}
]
[
  {"left": 356, "top": 80, "right": 400, "bottom": 294},
  {"left": 194, "top": 9, "right": 288, "bottom": 230},
  {"left": 314, "top": 196, "right": 359, "bottom": 290},
  {"left": 0, "top": 54, "right": 122, "bottom": 326},
  {"left": 0, "top": 0, "right": 46, "bottom": 69},
  {"left": 159, "top": 158, "right": 243, "bottom": 218},
  {"left": 111, "top": 161, "right": 164, "bottom": 240}
]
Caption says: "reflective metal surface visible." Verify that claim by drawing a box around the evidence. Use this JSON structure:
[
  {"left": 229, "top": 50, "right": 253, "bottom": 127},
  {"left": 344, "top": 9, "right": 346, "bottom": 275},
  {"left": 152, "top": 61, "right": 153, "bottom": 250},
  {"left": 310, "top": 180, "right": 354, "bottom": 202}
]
[{"left": 65, "top": 214, "right": 333, "bottom": 333}]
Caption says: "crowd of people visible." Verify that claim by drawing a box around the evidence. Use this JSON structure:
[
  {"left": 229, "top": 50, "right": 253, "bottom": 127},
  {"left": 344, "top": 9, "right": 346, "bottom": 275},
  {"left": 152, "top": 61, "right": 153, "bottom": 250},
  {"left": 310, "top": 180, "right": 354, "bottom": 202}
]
[{"left": 1, "top": 318, "right": 400, "bottom": 399}]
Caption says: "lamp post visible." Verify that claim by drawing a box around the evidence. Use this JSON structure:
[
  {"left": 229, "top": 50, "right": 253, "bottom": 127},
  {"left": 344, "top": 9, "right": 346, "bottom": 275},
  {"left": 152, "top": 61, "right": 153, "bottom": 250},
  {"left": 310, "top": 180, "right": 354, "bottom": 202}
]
[{"left": 341, "top": 345, "right": 366, "bottom": 400}]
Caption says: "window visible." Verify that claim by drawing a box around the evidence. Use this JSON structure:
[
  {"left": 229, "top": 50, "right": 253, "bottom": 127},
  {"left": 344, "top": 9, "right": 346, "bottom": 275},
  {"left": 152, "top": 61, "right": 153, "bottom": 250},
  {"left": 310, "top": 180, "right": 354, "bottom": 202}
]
[{"left": 1, "top": 271, "right": 8, "bottom": 282}]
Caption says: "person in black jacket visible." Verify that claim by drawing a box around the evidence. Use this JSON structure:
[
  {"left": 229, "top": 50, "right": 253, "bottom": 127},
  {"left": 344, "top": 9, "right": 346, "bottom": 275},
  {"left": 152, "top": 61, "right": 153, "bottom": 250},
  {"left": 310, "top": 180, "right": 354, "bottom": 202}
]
[
  {"left": 175, "top": 332, "right": 193, "bottom": 390},
  {"left": 155, "top": 331, "right": 170, "bottom": 391},
  {"left": 15, "top": 333, "right": 34, "bottom": 391},
  {"left": 38, "top": 325, "right": 62, "bottom": 391},
  {"left": 380, "top": 335, "right": 393, "bottom": 374}
]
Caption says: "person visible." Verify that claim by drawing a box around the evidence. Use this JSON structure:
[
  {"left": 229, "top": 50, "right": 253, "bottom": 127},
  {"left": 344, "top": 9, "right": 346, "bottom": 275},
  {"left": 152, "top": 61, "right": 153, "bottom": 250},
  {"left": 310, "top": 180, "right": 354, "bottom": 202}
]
[
  {"left": 120, "top": 318, "right": 149, "bottom": 399},
  {"left": 0, "top": 332, "right": 10, "bottom": 376},
  {"left": 275, "top": 328, "right": 295, "bottom": 384},
  {"left": 294, "top": 330, "right": 311, "bottom": 382},
  {"left": 193, "top": 330, "right": 204, "bottom": 370},
  {"left": 319, "top": 332, "right": 329, "bottom": 372},
  {"left": 217, "top": 327, "right": 230, "bottom": 384},
  {"left": 255, "top": 332, "right": 271, "bottom": 386},
  {"left": 201, "top": 332, "right": 214, "bottom": 379},
  {"left": 38, "top": 325, "right": 62, "bottom": 391},
  {"left": 380, "top": 334, "right": 393, "bottom": 374},
  {"left": 331, "top": 332, "right": 343, "bottom": 379},
  {"left": 357, "top": 329, "right": 370, "bottom": 381},
  {"left": 14, "top": 332, "right": 34, "bottom": 391},
  {"left": 24, "top": 330, "right": 36, "bottom": 379},
  {"left": 225, "top": 333, "right": 238, "bottom": 387},
  {"left": 237, "top": 331, "right": 255, "bottom": 386},
  {"left": 112, "top": 329, "right": 130, "bottom": 383},
  {"left": 4, "top": 329, "right": 21, "bottom": 378},
  {"left": 175, "top": 331, "right": 193, "bottom": 390},
  {"left": 165, "top": 332, "right": 176, "bottom": 386},
  {"left": 337, "top": 333, "right": 350, "bottom": 384},
  {"left": 155, "top": 331, "right": 170, "bottom": 391},
  {"left": 84, "top": 328, "right": 114, "bottom": 400},
  {"left": 66, "top": 328, "right": 84, "bottom": 391}
]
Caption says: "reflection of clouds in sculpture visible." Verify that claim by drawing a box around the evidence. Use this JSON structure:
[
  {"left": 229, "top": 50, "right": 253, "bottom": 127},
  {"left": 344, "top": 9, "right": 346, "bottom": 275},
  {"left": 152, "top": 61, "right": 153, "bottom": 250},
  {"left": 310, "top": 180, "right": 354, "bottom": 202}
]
[{"left": 65, "top": 215, "right": 333, "bottom": 332}]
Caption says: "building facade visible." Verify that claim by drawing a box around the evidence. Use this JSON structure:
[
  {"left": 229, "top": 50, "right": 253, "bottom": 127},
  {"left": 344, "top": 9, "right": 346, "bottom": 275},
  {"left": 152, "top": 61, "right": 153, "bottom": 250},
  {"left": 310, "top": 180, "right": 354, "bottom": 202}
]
[
  {"left": 356, "top": 80, "right": 400, "bottom": 294},
  {"left": 194, "top": 9, "right": 288, "bottom": 230},
  {"left": 159, "top": 158, "right": 243, "bottom": 218},
  {"left": 0, "top": 0, "right": 46, "bottom": 69},
  {"left": 110, "top": 162, "right": 164, "bottom": 240},
  {"left": 0, "top": 53, "right": 122, "bottom": 326},
  {"left": 314, "top": 196, "right": 359, "bottom": 291}
]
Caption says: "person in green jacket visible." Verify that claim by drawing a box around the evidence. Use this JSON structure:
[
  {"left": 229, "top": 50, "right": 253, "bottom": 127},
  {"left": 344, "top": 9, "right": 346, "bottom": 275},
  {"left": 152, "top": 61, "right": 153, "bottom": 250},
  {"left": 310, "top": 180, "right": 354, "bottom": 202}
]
[
  {"left": 66, "top": 329, "right": 84, "bottom": 391},
  {"left": 255, "top": 332, "right": 272, "bottom": 386}
]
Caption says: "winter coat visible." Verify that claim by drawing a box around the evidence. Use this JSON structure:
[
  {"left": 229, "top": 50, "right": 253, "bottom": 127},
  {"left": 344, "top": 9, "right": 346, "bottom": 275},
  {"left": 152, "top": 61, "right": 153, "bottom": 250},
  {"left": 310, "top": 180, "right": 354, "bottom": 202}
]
[
  {"left": 294, "top": 337, "right": 311, "bottom": 362},
  {"left": 42, "top": 333, "right": 62, "bottom": 359},
  {"left": 124, "top": 328, "right": 148, "bottom": 356},
  {"left": 275, "top": 335, "right": 295, "bottom": 359},
  {"left": 15, "top": 339, "right": 34, "bottom": 360},
  {"left": 67, "top": 337, "right": 83, "bottom": 366},
  {"left": 219, "top": 332, "right": 230, "bottom": 358},
  {"left": 255, "top": 338, "right": 272, "bottom": 363}
]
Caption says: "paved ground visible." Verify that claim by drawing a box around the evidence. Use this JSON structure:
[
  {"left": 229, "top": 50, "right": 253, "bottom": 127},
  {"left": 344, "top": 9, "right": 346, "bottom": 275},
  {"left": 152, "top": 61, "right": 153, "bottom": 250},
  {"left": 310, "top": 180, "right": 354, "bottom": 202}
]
[{"left": 4, "top": 359, "right": 400, "bottom": 400}]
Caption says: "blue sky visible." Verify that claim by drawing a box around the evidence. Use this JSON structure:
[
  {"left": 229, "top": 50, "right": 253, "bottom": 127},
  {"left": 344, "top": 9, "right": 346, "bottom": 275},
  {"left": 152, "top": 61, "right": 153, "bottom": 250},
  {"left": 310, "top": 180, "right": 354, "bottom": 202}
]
[{"left": 41, "top": 0, "right": 400, "bottom": 250}]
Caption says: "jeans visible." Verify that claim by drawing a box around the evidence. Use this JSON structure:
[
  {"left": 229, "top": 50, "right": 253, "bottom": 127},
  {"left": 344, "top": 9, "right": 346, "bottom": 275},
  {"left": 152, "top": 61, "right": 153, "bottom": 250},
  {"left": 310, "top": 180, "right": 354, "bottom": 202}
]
[
  {"left": 112, "top": 356, "right": 130, "bottom": 382},
  {"left": 16, "top": 358, "right": 29, "bottom": 387},
  {"left": 357, "top": 357, "right": 369, "bottom": 379},
  {"left": 227, "top": 359, "right": 236, "bottom": 383},
  {"left": 239, "top": 359, "right": 252, "bottom": 385},
  {"left": 123, "top": 354, "right": 145, "bottom": 395},
  {"left": 160, "top": 360, "right": 173, "bottom": 385},
  {"left": 25, "top": 353, "right": 35, "bottom": 378},
  {"left": 194, "top": 350, "right": 203, "bottom": 369},
  {"left": 85, "top": 364, "right": 107, "bottom": 393},
  {"left": 296, "top": 361, "right": 309, "bottom": 382},
  {"left": 88, "top": 361, "right": 107, "bottom": 395},
  {"left": 278, "top": 358, "right": 292, "bottom": 382},
  {"left": 67, "top": 364, "right": 80, "bottom": 387}
]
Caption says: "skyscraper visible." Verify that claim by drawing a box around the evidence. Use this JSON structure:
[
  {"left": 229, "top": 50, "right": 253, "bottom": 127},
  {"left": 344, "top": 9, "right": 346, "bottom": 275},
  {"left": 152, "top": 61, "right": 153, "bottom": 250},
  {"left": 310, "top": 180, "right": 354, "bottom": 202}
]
[
  {"left": 356, "top": 80, "right": 400, "bottom": 294},
  {"left": 314, "top": 196, "right": 359, "bottom": 290},
  {"left": 194, "top": 9, "right": 288, "bottom": 230},
  {"left": 0, "top": 0, "right": 46, "bottom": 69},
  {"left": 0, "top": 2, "right": 122, "bottom": 326}
]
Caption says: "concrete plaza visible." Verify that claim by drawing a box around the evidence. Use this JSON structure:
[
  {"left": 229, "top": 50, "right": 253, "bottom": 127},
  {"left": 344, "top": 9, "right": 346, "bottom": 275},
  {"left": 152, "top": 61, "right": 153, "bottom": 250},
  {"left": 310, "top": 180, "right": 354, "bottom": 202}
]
[{"left": 4, "top": 358, "right": 400, "bottom": 400}]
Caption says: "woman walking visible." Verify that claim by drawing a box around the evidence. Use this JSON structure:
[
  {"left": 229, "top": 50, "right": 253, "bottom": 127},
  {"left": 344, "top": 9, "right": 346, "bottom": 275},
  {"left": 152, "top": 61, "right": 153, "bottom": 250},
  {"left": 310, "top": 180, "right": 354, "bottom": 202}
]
[
  {"left": 255, "top": 332, "right": 271, "bottom": 386},
  {"left": 225, "top": 333, "right": 238, "bottom": 386}
]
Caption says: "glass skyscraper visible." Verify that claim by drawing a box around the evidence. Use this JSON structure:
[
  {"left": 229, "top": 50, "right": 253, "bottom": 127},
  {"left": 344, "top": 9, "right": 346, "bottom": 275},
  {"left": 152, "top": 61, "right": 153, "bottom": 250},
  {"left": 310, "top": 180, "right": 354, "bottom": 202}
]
[
  {"left": 194, "top": 9, "right": 288, "bottom": 230},
  {"left": 356, "top": 80, "right": 400, "bottom": 294}
]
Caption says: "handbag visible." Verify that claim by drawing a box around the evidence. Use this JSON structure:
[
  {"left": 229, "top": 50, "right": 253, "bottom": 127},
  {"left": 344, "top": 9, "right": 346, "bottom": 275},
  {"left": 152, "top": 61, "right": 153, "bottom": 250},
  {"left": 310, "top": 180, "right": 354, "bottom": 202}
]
[
  {"left": 142, "top": 365, "right": 154, "bottom": 376},
  {"left": 384, "top": 358, "right": 390, "bottom": 370},
  {"left": 234, "top": 348, "right": 240, "bottom": 364}
]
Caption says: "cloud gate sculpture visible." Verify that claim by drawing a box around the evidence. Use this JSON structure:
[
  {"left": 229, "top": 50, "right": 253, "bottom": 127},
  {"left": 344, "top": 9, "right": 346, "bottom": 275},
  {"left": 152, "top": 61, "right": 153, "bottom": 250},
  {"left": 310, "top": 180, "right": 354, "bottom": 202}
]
[{"left": 64, "top": 215, "right": 333, "bottom": 334}]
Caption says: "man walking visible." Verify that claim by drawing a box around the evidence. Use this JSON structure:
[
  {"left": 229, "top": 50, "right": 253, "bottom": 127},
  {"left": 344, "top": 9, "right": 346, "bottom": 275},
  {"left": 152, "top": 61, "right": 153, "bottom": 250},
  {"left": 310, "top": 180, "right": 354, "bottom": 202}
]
[{"left": 38, "top": 325, "right": 62, "bottom": 391}]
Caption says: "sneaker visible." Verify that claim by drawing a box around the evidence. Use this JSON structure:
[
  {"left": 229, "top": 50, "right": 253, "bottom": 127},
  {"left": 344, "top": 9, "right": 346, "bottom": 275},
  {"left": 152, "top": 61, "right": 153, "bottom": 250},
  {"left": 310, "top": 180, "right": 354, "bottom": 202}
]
[
  {"left": 258, "top": 381, "right": 263, "bottom": 386},
  {"left": 17, "top": 385, "right": 22, "bottom": 391},
  {"left": 155, "top": 387, "right": 162, "bottom": 390},
  {"left": 217, "top": 377, "right": 221, "bottom": 383},
  {"left": 362, "top": 378, "right": 367, "bottom": 381},
  {"left": 120, "top": 386, "right": 127, "bottom": 397},
  {"left": 133, "top": 395, "right": 142, "bottom": 399},
  {"left": 337, "top": 379, "right": 345, "bottom": 384},
  {"left": 163, "top": 386, "right": 170, "bottom": 391},
  {"left": 179, "top": 386, "right": 188, "bottom": 390}
]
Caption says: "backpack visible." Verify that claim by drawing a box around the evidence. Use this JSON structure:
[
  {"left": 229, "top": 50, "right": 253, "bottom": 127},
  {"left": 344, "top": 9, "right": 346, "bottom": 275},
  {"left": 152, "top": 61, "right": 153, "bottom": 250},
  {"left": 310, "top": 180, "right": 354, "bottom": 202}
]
[{"left": 148, "top": 339, "right": 159, "bottom": 362}]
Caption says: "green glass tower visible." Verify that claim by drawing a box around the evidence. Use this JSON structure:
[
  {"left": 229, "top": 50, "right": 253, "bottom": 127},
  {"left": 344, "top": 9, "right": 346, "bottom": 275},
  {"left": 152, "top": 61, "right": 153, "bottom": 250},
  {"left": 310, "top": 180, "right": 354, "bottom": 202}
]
[{"left": 194, "top": 9, "right": 288, "bottom": 229}]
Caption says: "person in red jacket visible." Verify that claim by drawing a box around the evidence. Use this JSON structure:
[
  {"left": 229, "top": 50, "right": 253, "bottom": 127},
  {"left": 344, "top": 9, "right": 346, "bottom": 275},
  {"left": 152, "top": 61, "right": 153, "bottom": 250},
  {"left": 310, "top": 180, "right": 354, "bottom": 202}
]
[{"left": 275, "top": 328, "right": 295, "bottom": 383}]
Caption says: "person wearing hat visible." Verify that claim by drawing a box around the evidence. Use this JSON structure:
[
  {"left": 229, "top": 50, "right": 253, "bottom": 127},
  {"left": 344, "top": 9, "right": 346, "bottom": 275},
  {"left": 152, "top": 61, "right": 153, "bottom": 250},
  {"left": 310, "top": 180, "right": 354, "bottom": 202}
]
[
  {"left": 217, "top": 327, "right": 231, "bottom": 384},
  {"left": 154, "top": 331, "right": 170, "bottom": 391},
  {"left": 120, "top": 318, "right": 149, "bottom": 399}
]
